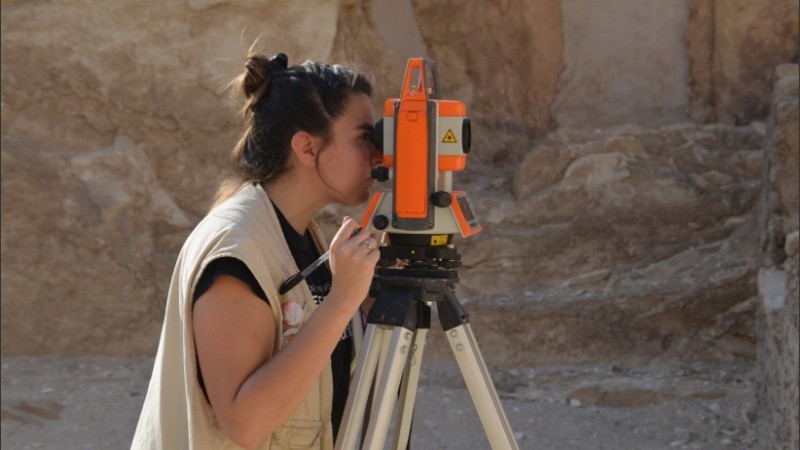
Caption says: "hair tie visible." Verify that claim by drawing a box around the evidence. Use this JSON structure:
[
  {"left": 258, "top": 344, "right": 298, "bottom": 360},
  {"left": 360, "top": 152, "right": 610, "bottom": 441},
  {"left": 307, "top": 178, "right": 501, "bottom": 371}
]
[{"left": 267, "top": 53, "right": 289, "bottom": 76}]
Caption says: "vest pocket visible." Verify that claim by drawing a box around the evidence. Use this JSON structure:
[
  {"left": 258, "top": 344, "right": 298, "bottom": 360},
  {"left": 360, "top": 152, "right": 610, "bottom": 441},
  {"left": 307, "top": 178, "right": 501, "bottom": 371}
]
[{"left": 271, "top": 419, "right": 323, "bottom": 449}]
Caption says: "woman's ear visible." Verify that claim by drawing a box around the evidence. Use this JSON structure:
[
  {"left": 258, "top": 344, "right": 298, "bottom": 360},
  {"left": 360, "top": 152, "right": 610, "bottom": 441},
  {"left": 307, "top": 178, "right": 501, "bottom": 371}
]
[{"left": 290, "top": 131, "right": 322, "bottom": 168}]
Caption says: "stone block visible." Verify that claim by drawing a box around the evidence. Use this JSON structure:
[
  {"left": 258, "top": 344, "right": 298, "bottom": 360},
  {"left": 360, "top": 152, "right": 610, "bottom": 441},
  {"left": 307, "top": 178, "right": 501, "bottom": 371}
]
[{"left": 755, "top": 63, "right": 800, "bottom": 450}]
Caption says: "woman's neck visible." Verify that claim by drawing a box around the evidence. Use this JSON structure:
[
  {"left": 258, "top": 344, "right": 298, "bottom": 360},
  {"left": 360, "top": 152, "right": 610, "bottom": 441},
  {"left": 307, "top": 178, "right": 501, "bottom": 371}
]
[{"left": 262, "top": 175, "right": 325, "bottom": 235}]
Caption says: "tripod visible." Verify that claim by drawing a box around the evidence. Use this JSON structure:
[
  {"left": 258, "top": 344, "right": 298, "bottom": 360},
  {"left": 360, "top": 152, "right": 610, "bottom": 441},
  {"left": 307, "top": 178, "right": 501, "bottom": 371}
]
[{"left": 335, "top": 245, "right": 519, "bottom": 449}]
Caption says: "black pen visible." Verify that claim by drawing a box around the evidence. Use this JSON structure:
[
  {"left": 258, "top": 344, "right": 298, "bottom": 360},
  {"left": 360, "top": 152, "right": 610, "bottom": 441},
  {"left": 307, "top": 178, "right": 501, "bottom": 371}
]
[{"left": 278, "top": 227, "right": 362, "bottom": 295}]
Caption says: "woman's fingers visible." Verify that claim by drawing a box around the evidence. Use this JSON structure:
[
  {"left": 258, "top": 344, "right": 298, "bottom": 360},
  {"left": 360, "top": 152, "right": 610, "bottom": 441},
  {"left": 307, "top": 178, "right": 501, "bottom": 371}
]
[
  {"left": 328, "top": 219, "right": 380, "bottom": 308},
  {"left": 332, "top": 217, "right": 360, "bottom": 247},
  {"left": 355, "top": 237, "right": 378, "bottom": 256},
  {"left": 331, "top": 218, "right": 380, "bottom": 264},
  {"left": 350, "top": 231, "right": 374, "bottom": 250}
]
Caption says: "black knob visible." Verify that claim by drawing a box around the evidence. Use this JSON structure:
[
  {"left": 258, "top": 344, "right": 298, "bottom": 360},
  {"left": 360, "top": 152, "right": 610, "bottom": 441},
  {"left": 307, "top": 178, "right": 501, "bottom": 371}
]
[
  {"left": 373, "top": 215, "right": 390, "bottom": 230},
  {"left": 371, "top": 166, "right": 390, "bottom": 181},
  {"left": 432, "top": 191, "right": 452, "bottom": 208}
]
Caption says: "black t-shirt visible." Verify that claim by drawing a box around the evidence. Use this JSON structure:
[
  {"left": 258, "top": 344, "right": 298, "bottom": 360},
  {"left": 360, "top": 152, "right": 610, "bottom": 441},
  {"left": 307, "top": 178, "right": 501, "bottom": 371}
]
[{"left": 192, "top": 204, "right": 352, "bottom": 440}]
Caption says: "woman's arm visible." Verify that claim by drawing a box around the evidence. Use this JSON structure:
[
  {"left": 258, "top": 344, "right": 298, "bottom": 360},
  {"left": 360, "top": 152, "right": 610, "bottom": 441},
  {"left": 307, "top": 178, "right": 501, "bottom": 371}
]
[
  {"left": 193, "top": 218, "right": 378, "bottom": 449},
  {"left": 194, "top": 277, "right": 354, "bottom": 448}
]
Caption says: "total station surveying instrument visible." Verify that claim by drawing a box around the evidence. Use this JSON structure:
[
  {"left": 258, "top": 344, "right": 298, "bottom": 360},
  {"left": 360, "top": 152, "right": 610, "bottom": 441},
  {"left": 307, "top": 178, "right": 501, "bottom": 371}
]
[{"left": 335, "top": 58, "right": 519, "bottom": 449}]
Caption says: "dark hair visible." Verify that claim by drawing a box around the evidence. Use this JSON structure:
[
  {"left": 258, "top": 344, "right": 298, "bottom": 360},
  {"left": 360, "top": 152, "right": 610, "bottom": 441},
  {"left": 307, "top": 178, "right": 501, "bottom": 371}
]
[{"left": 213, "top": 52, "right": 373, "bottom": 207}]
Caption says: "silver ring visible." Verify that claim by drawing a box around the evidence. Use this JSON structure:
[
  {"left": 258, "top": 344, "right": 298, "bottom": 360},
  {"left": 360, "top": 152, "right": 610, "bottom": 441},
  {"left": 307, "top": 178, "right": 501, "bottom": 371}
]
[{"left": 363, "top": 239, "right": 375, "bottom": 254}]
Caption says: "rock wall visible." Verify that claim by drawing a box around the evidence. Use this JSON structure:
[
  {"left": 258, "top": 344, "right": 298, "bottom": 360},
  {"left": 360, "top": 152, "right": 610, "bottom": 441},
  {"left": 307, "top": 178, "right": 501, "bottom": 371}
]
[
  {"left": 411, "top": 0, "right": 566, "bottom": 161},
  {"left": 552, "top": 0, "right": 691, "bottom": 128},
  {"left": 755, "top": 64, "right": 799, "bottom": 450},
  {"left": 0, "top": 0, "right": 341, "bottom": 354},
  {"left": 688, "top": 0, "right": 800, "bottom": 125},
  {"left": 437, "top": 122, "right": 764, "bottom": 366},
  {"left": 0, "top": 0, "right": 797, "bottom": 366}
]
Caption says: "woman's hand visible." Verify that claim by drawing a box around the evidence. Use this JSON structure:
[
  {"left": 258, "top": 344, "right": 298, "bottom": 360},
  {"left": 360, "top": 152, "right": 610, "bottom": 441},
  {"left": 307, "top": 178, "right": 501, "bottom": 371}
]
[{"left": 327, "top": 216, "right": 380, "bottom": 311}]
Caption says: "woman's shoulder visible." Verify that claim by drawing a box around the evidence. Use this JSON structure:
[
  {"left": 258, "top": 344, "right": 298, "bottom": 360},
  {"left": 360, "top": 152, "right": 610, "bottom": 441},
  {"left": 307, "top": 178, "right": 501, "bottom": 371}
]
[
  {"left": 184, "top": 183, "right": 279, "bottom": 254},
  {"left": 207, "top": 183, "right": 266, "bottom": 221}
]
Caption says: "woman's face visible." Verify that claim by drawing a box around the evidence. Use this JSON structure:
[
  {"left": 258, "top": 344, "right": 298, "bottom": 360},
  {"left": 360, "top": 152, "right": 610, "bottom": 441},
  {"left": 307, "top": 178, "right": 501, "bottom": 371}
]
[{"left": 317, "top": 92, "right": 382, "bottom": 206}]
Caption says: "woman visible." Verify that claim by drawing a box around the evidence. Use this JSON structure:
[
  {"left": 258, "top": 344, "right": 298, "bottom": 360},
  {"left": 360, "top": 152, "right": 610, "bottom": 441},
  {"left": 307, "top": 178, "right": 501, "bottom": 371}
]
[{"left": 132, "top": 52, "right": 383, "bottom": 449}]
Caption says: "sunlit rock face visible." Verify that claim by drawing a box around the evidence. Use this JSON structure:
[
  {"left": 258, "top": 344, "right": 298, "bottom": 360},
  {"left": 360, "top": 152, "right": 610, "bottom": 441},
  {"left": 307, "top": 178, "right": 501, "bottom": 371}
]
[
  {"left": 0, "top": 0, "right": 340, "bottom": 354},
  {"left": 0, "top": 0, "right": 796, "bottom": 368},
  {"left": 434, "top": 123, "right": 764, "bottom": 366}
]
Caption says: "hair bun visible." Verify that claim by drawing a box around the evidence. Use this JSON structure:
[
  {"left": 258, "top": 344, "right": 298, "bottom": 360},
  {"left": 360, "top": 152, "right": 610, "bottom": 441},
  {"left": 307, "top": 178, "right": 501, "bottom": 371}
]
[
  {"left": 241, "top": 53, "right": 289, "bottom": 102},
  {"left": 242, "top": 54, "right": 270, "bottom": 100},
  {"left": 268, "top": 53, "right": 289, "bottom": 75}
]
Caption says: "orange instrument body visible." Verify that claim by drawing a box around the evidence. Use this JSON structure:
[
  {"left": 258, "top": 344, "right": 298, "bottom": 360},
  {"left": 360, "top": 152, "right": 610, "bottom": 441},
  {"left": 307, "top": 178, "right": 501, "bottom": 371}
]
[{"left": 362, "top": 58, "right": 481, "bottom": 245}]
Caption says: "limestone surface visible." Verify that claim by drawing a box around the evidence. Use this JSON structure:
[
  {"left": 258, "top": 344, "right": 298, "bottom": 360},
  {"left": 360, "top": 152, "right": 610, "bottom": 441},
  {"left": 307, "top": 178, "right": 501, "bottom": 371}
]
[
  {"left": 0, "top": 0, "right": 797, "bottom": 369},
  {"left": 755, "top": 64, "right": 799, "bottom": 450}
]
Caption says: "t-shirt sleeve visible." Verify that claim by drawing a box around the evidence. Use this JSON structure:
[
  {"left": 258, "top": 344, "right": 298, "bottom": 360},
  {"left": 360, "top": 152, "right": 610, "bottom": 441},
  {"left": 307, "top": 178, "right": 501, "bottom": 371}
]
[{"left": 192, "top": 257, "right": 269, "bottom": 307}]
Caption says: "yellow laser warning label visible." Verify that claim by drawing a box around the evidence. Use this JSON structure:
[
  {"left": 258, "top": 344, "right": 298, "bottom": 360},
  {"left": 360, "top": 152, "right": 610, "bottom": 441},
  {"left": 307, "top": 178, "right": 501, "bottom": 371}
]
[
  {"left": 442, "top": 129, "right": 457, "bottom": 143},
  {"left": 430, "top": 235, "right": 448, "bottom": 246}
]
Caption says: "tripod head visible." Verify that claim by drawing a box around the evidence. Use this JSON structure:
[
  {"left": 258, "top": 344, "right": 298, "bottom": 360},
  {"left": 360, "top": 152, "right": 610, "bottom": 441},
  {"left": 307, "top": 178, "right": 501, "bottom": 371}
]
[{"left": 361, "top": 58, "right": 481, "bottom": 273}]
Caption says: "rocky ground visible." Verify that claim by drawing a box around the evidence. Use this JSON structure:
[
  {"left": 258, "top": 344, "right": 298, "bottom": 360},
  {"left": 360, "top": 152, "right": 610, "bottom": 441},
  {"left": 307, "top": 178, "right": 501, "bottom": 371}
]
[{"left": 0, "top": 356, "right": 756, "bottom": 449}]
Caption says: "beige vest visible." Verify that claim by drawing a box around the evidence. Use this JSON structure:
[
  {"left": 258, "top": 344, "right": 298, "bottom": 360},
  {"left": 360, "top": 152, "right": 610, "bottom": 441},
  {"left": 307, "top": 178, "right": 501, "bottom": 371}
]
[{"left": 132, "top": 183, "right": 356, "bottom": 449}]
